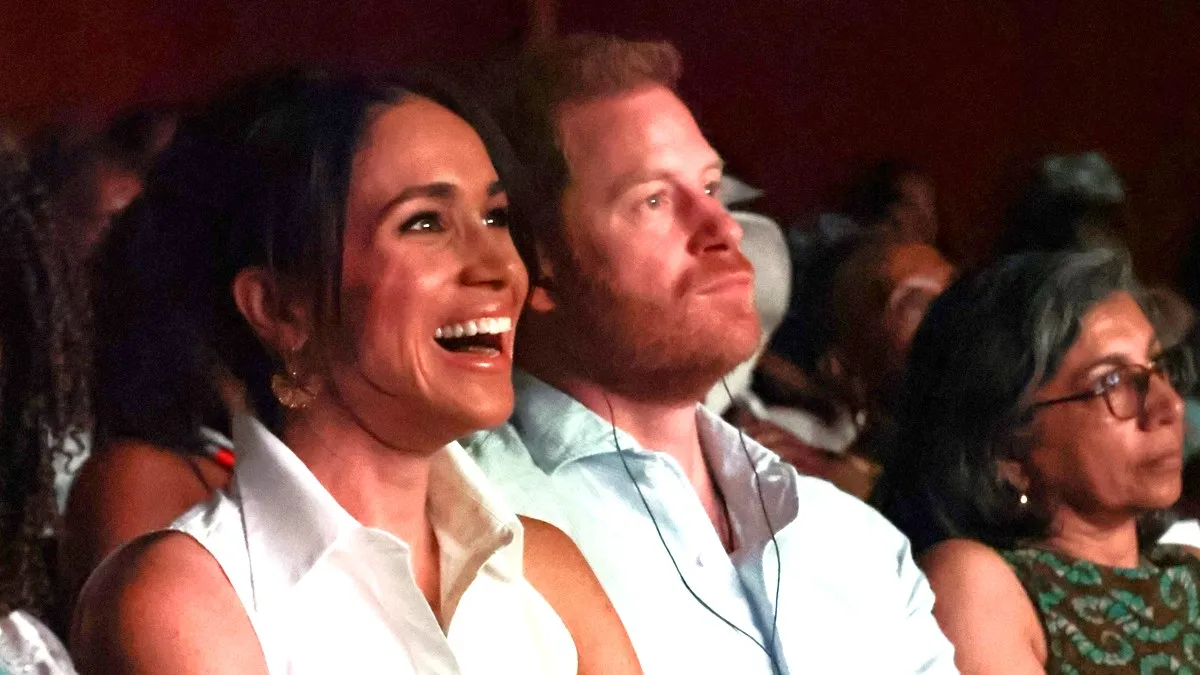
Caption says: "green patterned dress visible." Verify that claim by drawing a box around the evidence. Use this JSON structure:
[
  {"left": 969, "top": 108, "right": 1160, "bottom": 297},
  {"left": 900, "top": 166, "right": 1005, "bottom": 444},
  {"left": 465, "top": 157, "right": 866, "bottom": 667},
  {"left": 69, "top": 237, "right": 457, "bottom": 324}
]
[{"left": 1002, "top": 545, "right": 1200, "bottom": 674}]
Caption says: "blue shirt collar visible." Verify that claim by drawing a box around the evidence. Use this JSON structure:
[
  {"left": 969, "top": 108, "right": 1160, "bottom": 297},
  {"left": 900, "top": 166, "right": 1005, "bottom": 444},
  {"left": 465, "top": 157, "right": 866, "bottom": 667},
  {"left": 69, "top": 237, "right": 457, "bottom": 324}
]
[
  {"left": 510, "top": 370, "right": 785, "bottom": 485},
  {"left": 510, "top": 370, "right": 651, "bottom": 473}
]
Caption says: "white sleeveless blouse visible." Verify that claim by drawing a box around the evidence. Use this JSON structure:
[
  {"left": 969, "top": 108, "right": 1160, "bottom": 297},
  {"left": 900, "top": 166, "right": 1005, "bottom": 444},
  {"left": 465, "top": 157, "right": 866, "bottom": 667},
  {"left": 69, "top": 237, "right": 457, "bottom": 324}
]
[{"left": 166, "top": 415, "right": 576, "bottom": 674}]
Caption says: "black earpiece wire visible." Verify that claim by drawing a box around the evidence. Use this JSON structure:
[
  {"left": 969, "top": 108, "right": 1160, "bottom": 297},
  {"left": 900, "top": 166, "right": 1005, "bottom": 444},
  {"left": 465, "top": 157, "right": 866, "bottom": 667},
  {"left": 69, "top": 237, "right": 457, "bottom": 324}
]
[{"left": 605, "top": 379, "right": 783, "bottom": 675}]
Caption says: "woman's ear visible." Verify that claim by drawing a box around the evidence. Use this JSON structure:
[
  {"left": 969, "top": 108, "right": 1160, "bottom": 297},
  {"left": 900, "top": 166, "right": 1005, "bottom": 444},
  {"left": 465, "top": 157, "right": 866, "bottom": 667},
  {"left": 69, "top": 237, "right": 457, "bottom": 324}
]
[
  {"left": 527, "top": 244, "right": 558, "bottom": 313},
  {"left": 996, "top": 458, "right": 1032, "bottom": 495},
  {"left": 231, "top": 267, "right": 313, "bottom": 355}
]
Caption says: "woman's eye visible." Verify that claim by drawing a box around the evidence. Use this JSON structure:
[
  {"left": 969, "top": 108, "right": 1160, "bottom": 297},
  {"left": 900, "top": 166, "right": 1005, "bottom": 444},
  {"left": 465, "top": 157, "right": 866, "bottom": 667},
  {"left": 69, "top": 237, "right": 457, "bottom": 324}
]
[
  {"left": 484, "top": 207, "right": 510, "bottom": 228},
  {"left": 646, "top": 192, "right": 666, "bottom": 210},
  {"left": 400, "top": 212, "right": 442, "bottom": 233},
  {"left": 1098, "top": 370, "right": 1124, "bottom": 391},
  {"left": 704, "top": 181, "right": 722, "bottom": 198}
]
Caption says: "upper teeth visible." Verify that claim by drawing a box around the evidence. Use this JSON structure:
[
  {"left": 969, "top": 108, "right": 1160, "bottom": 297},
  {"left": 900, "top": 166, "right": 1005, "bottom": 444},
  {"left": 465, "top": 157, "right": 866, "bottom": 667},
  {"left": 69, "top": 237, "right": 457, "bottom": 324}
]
[{"left": 434, "top": 317, "right": 513, "bottom": 339}]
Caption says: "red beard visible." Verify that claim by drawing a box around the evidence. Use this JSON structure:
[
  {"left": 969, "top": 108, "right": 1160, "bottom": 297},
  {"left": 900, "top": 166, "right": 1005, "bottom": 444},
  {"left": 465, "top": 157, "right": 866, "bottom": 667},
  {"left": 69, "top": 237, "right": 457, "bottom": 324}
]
[{"left": 551, "top": 251, "right": 761, "bottom": 404}]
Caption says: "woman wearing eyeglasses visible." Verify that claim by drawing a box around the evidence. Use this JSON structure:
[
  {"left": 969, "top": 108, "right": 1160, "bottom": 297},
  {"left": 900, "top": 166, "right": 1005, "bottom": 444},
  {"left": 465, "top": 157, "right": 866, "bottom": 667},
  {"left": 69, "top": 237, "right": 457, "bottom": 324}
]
[{"left": 872, "top": 249, "right": 1196, "bottom": 674}]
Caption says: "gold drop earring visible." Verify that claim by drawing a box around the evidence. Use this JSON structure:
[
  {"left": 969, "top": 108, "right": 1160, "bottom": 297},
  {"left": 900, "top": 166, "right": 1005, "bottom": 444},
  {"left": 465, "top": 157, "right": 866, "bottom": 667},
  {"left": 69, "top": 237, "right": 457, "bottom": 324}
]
[{"left": 271, "top": 347, "right": 317, "bottom": 410}]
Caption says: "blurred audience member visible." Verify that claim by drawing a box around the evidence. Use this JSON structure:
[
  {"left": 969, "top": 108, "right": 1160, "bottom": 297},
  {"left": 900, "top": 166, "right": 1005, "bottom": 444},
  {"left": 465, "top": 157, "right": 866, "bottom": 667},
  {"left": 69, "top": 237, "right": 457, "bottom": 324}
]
[
  {"left": 718, "top": 175, "right": 764, "bottom": 209},
  {"left": 843, "top": 160, "right": 939, "bottom": 245},
  {"left": 1003, "top": 151, "right": 1129, "bottom": 255},
  {"left": 763, "top": 233, "right": 955, "bottom": 489},
  {"left": 0, "top": 130, "right": 90, "bottom": 673},
  {"left": 30, "top": 108, "right": 176, "bottom": 263},
  {"left": 760, "top": 234, "right": 866, "bottom": 454},
  {"left": 59, "top": 188, "right": 237, "bottom": 607},
  {"left": 704, "top": 210, "right": 790, "bottom": 415},
  {"left": 875, "top": 249, "right": 1198, "bottom": 673},
  {"left": 829, "top": 236, "right": 956, "bottom": 442},
  {"left": 1159, "top": 310, "right": 1200, "bottom": 546},
  {"left": 703, "top": 211, "right": 853, "bottom": 483},
  {"left": 102, "top": 108, "right": 178, "bottom": 179}
]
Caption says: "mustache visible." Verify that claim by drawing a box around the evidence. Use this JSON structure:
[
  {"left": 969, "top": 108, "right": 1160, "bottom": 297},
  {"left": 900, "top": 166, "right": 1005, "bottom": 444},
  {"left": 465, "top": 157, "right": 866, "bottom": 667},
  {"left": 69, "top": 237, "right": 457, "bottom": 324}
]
[{"left": 679, "top": 252, "right": 755, "bottom": 292}]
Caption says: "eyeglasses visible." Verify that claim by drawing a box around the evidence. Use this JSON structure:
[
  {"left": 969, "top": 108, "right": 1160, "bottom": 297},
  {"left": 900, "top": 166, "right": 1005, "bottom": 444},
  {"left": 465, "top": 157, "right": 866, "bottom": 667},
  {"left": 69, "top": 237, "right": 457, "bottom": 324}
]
[{"left": 1031, "top": 346, "right": 1196, "bottom": 421}]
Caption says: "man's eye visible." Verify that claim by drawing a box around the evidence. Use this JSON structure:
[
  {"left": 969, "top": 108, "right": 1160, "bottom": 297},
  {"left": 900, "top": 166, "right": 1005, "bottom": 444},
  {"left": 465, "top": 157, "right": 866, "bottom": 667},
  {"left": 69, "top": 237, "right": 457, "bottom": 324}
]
[
  {"left": 484, "top": 207, "right": 510, "bottom": 228},
  {"left": 646, "top": 192, "right": 666, "bottom": 210},
  {"left": 400, "top": 212, "right": 441, "bottom": 233},
  {"left": 704, "top": 181, "right": 722, "bottom": 198}
]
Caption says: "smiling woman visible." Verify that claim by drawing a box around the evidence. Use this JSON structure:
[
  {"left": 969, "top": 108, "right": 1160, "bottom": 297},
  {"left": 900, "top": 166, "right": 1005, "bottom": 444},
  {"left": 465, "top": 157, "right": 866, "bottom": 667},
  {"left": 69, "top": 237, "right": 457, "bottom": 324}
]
[{"left": 68, "top": 70, "right": 640, "bottom": 675}]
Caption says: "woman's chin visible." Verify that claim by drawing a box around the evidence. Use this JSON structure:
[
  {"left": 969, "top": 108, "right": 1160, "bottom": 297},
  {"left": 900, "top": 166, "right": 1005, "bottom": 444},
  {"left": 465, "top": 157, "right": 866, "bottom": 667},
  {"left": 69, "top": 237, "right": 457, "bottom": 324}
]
[
  {"left": 442, "top": 395, "right": 515, "bottom": 438},
  {"left": 1138, "top": 480, "right": 1184, "bottom": 512}
]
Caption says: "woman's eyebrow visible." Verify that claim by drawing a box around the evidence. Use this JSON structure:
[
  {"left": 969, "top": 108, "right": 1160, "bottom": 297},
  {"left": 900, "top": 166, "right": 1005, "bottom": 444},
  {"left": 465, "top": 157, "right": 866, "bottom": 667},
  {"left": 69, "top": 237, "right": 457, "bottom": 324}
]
[
  {"left": 1071, "top": 353, "right": 1133, "bottom": 382},
  {"left": 373, "top": 182, "right": 456, "bottom": 222}
]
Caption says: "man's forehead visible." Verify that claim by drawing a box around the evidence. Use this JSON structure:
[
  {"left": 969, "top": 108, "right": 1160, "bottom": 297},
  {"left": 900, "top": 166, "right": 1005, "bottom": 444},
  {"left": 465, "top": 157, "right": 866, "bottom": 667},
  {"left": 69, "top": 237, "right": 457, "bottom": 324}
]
[{"left": 557, "top": 86, "right": 718, "bottom": 178}]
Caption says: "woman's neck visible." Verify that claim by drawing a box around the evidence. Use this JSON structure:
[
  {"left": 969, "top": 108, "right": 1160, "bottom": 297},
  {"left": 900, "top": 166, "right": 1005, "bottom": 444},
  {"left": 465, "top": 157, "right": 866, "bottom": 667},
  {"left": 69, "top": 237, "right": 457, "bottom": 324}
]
[
  {"left": 281, "top": 400, "right": 442, "bottom": 609},
  {"left": 1041, "top": 505, "right": 1142, "bottom": 568}
]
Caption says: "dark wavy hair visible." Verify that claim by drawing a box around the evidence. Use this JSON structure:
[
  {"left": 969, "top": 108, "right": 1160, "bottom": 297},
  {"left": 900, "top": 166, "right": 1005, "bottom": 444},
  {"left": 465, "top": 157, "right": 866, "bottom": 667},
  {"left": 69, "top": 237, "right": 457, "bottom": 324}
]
[
  {"left": 0, "top": 132, "right": 91, "bottom": 619},
  {"left": 104, "top": 68, "right": 527, "bottom": 436},
  {"left": 872, "top": 249, "right": 1150, "bottom": 554}
]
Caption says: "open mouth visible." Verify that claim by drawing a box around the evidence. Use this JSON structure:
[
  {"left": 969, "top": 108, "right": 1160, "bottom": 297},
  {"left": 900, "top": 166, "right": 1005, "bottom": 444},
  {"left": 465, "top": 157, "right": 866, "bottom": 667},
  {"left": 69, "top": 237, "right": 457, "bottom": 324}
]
[{"left": 434, "top": 317, "right": 512, "bottom": 356}]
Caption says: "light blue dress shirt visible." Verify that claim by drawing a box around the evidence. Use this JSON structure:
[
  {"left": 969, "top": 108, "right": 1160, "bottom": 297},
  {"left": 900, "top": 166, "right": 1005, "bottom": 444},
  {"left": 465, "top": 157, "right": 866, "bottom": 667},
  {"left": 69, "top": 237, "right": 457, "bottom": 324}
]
[{"left": 466, "top": 372, "right": 957, "bottom": 675}]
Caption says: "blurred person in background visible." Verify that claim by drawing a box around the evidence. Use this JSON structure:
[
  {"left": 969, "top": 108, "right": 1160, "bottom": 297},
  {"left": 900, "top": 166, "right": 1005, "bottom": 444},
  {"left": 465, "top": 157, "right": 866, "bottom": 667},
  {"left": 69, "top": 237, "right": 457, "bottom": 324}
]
[
  {"left": 29, "top": 108, "right": 176, "bottom": 264},
  {"left": 843, "top": 159, "right": 940, "bottom": 246},
  {"left": 58, "top": 189, "right": 238, "bottom": 607},
  {"left": 761, "top": 233, "right": 955, "bottom": 496},
  {"left": 1003, "top": 151, "right": 1130, "bottom": 256},
  {"left": 0, "top": 129, "right": 91, "bottom": 673}
]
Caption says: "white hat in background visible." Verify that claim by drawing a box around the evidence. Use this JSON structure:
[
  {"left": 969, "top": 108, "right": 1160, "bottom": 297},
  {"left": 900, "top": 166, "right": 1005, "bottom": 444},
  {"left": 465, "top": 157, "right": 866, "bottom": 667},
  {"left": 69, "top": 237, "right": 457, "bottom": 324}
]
[{"left": 720, "top": 175, "right": 764, "bottom": 208}]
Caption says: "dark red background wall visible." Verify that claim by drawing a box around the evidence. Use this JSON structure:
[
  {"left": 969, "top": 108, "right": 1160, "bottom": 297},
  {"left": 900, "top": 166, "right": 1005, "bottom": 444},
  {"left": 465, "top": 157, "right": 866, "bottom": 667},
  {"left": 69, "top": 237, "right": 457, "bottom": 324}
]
[
  {"left": 0, "top": 0, "right": 528, "bottom": 129},
  {"left": 4, "top": 0, "right": 1199, "bottom": 278}
]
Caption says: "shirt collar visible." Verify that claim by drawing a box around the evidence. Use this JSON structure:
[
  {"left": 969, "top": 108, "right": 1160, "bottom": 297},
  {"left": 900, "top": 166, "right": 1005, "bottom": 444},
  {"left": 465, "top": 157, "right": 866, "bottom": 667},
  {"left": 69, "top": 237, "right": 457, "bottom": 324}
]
[
  {"left": 231, "top": 414, "right": 521, "bottom": 613},
  {"left": 428, "top": 442, "right": 522, "bottom": 593},
  {"left": 510, "top": 370, "right": 778, "bottom": 478},
  {"left": 510, "top": 370, "right": 647, "bottom": 473},
  {"left": 509, "top": 374, "right": 800, "bottom": 550},
  {"left": 695, "top": 407, "right": 800, "bottom": 550}
]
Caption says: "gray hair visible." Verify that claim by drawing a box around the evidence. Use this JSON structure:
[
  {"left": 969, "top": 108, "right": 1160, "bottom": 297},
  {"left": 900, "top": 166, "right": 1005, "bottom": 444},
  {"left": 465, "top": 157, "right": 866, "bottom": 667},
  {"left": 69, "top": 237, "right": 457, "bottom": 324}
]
[
  {"left": 874, "top": 247, "right": 1147, "bottom": 553},
  {"left": 1019, "top": 247, "right": 1142, "bottom": 412}
]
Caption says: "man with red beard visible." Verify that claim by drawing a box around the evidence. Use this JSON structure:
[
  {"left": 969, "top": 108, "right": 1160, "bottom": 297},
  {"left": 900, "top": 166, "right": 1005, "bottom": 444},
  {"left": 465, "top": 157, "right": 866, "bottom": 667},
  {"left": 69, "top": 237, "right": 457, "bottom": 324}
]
[{"left": 467, "top": 35, "right": 956, "bottom": 674}]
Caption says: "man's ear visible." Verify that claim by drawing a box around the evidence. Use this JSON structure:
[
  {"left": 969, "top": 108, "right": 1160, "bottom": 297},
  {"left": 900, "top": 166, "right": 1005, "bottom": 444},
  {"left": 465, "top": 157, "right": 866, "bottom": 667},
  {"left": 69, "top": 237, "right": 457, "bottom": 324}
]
[
  {"left": 231, "top": 267, "right": 313, "bottom": 355},
  {"left": 527, "top": 245, "right": 558, "bottom": 313}
]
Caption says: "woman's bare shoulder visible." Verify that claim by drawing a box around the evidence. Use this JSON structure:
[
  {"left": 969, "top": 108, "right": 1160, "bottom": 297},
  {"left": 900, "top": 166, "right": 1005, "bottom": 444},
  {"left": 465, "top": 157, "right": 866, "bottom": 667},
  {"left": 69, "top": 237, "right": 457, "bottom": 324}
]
[
  {"left": 919, "top": 538, "right": 1047, "bottom": 674},
  {"left": 72, "top": 530, "right": 264, "bottom": 674},
  {"left": 519, "top": 516, "right": 643, "bottom": 675},
  {"left": 60, "top": 438, "right": 230, "bottom": 602}
]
